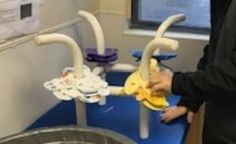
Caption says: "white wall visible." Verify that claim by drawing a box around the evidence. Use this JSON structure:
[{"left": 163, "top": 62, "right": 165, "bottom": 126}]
[
  {"left": 40, "top": 0, "right": 99, "bottom": 29},
  {"left": 0, "top": 0, "right": 98, "bottom": 138}
]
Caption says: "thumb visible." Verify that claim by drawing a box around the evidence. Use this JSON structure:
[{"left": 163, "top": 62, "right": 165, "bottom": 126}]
[{"left": 187, "top": 111, "right": 194, "bottom": 124}]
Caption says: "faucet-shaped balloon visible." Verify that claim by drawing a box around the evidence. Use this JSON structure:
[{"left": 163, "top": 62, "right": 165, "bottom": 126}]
[
  {"left": 78, "top": 10, "right": 105, "bottom": 55},
  {"left": 78, "top": 10, "right": 118, "bottom": 64},
  {"left": 140, "top": 14, "right": 185, "bottom": 79},
  {"left": 124, "top": 14, "right": 185, "bottom": 111},
  {"left": 34, "top": 34, "right": 110, "bottom": 102},
  {"left": 35, "top": 34, "right": 84, "bottom": 78}
]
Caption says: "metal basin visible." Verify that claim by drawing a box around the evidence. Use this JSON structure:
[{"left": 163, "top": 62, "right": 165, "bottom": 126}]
[{"left": 0, "top": 126, "right": 136, "bottom": 144}]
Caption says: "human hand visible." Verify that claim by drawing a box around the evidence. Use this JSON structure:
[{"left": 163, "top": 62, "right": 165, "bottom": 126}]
[
  {"left": 161, "top": 106, "right": 195, "bottom": 124},
  {"left": 146, "top": 69, "right": 173, "bottom": 95},
  {"left": 161, "top": 106, "right": 187, "bottom": 123}
]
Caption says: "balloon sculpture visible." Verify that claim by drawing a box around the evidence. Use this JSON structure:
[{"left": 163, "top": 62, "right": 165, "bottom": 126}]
[{"left": 34, "top": 11, "right": 185, "bottom": 139}]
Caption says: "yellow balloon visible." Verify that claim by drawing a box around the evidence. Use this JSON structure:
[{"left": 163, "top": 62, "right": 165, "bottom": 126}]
[
  {"left": 124, "top": 59, "right": 169, "bottom": 111},
  {"left": 142, "top": 100, "right": 166, "bottom": 111},
  {"left": 124, "top": 71, "right": 141, "bottom": 95}
]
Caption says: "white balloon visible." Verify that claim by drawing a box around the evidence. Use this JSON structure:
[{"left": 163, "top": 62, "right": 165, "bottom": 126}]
[{"left": 53, "top": 91, "right": 72, "bottom": 101}]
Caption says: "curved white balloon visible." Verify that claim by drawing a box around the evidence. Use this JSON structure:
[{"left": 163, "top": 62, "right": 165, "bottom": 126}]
[
  {"left": 155, "top": 14, "right": 185, "bottom": 39},
  {"left": 34, "top": 34, "right": 110, "bottom": 103},
  {"left": 34, "top": 33, "right": 83, "bottom": 78},
  {"left": 139, "top": 13, "right": 185, "bottom": 81},
  {"left": 78, "top": 10, "right": 105, "bottom": 55},
  {"left": 137, "top": 14, "right": 185, "bottom": 139}
]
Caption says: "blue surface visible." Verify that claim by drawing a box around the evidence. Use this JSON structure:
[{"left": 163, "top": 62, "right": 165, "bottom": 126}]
[
  {"left": 28, "top": 72, "right": 188, "bottom": 144},
  {"left": 130, "top": 50, "right": 177, "bottom": 62}
]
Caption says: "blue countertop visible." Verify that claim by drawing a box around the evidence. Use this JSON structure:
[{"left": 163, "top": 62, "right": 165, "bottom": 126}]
[{"left": 28, "top": 72, "right": 188, "bottom": 144}]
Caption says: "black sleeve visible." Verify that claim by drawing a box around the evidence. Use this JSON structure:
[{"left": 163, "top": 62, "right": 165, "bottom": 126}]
[
  {"left": 197, "top": 45, "right": 209, "bottom": 70},
  {"left": 176, "top": 45, "right": 209, "bottom": 112},
  {"left": 177, "top": 97, "right": 203, "bottom": 113},
  {"left": 174, "top": 0, "right": 234, "bottom": 109},
  {"left": 172, "top": 50, "right": 236, "bottom": 101}
]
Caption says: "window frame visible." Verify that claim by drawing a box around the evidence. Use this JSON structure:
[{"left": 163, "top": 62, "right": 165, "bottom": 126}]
[{"left": 130, "top": 0, "right": 210, "bottom": 34}]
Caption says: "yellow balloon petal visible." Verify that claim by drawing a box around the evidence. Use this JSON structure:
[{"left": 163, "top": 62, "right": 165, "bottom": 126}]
[
  {"left": 142, "top": 100, "right": 166, "bottom": 111},
  {"left": 146, "top": 95, "right": 169, "bottom": 107},
  {"left": 124, "top": 71, "right": 141, "bottom": 95},
  {"left": 124, "top": 59, "right": 159, "bottom": 94},
  {"left": 135, "top": 87, "right": 149, "bottom": 101},
  {"left": 124, "top": 58, "right": 168, "bottom": 111},
  {"left": 135, "top": 71, "right": 148, "bottom": 88}
]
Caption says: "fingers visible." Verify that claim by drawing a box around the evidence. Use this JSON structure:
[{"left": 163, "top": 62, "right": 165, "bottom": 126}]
[
  {"left": 147, "top": 71, "right": 173, "bottom": 94},
  {"left": 161, "top": 113, "right": 172, "bottom": 123},
  {"left": 147, "top": 73, "right": 164, "bottom": 92},
  {"left": 146, "top": 81, "right": 153, "bottom": 89},
  {"left": 146, "top": 80, "right": 158, "bottom": 89},
  {"left": 147, "top": 74, "right": 161, "bottom": 88},
  {"left": 147, "top": 84, "right": 166, "bottom": 97},
  {"left": 187, "top": 111, "right": 194, "bottom": 124},
  {"left": 160, "top": 106, "right": 194, "bottom": 124},
  {"left": 161, "top": 108, "right": 174, "bottom": 123},
  {"left": 161, "top": 106, "right": 188, "bottom": 124},
  {"left": 150, "top": 83, "right": 165, "bottom": 94},
  {"left": 161, "top": 106, "right": 178, "bottom": 123}
]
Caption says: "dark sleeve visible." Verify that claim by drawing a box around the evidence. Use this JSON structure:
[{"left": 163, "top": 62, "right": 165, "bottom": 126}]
[
  {"left": 197, "top": 45, "right": 209, "bottom": 70},
  {"left": 177, "top": 97, "right": 203, "bottom": 113},
  {"left": 176, "top": 45, "right": 209, "bottom": 112},
  {"left": 172, "top": 51, "right": 236, "bottom": 100}
]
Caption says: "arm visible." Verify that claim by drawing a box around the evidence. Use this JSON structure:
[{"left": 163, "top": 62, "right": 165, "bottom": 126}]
[
  {"left": 172, "top": 50, "right": 236, "bottom": 100},
  {"left": 177, "top": 97, "right": 203, "bottom": 113},
  {"left": 176, "top": 45, "right": 209, "bottom": 112},
  {"left": 172, "top": 0, "right": 236, "bottom": 100},
  {"left": 196, "top": 45, "right": 209, "bottom": 70},
  {"left": 159, "top": 47, "right": 209, "bottom": 123}
]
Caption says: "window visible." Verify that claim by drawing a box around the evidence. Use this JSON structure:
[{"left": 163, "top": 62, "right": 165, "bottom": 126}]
[{"left": 131, "top": 0, "right": 210, "bottom": 34}]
